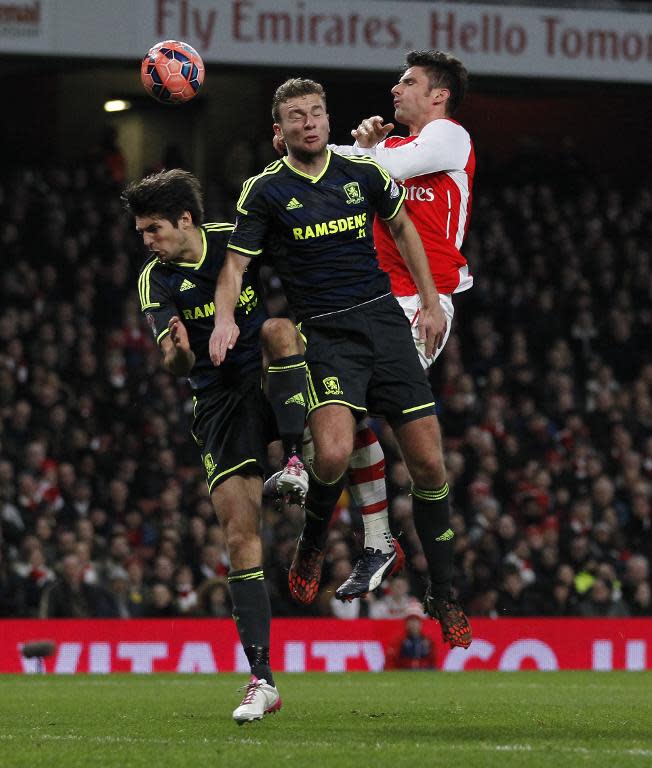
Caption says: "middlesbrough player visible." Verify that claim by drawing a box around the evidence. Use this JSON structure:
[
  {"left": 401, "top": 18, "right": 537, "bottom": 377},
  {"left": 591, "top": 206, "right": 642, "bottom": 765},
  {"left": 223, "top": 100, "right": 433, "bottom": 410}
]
[
  {"left": 123, "top": 170, "right": 308, "bottom": 723},
  {"left": 326, "top": 51, "right": 475, "bottom": 633},
  {"left": 226, "top": 75, "right": 471, "bottom": 650}
]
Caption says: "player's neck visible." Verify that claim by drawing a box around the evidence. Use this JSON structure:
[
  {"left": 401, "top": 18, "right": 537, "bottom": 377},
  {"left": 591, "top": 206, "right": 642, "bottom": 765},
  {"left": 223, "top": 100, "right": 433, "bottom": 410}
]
[
  {"left": 174, "top": 227, "right": 203, "bottom": 264},
  {"left": 410, "top": 108, "right": 448, "bottom": 136},
  {"left": 286, "top": 149, "right": 328, "bottom": 178}
]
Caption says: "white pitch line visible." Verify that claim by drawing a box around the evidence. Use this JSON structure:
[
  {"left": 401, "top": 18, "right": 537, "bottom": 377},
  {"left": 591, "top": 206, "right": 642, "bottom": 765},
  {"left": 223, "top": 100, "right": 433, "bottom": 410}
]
[{"left": 0, "top": 734, "right": 650, "bottom": 757}]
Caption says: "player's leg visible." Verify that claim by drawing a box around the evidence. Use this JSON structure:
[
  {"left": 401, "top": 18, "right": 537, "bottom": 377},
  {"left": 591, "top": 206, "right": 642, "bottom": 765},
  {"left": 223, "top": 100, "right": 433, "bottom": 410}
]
[
  {"left": 211, "top": 473, "right": 282, "bottom": 723},
  {"left": 335, "top": 422, "right": 405, "bottom": 601},
  {"left": 288, "top": 404, "right": 355, "bottom": 604},
  {"left": 394, "top": 414, "right": 471, "bottom": 649},
  {"left": 338, "top": 294, "right": 455, "bottom": 599},
  {"left": 260, "top": 318, "right": 308, "bottom": 502}
]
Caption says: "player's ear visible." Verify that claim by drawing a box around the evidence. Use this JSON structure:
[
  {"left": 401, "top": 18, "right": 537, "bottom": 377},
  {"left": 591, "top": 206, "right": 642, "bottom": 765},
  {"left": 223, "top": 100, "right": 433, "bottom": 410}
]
[
  {"left": 179, "top": 211, "right": 193, "bottom": 229},
  {"left": 434, "top": 87, "right": 450, "bottom": 107},
  {"left": 273, "top": 122, "right": 283, "bottom": 138}
]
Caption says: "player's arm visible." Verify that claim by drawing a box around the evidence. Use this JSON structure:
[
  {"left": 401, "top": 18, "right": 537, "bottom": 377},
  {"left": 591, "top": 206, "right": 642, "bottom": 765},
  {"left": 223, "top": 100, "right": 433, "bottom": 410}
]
[
  {"left": 209, "top": 250, "right": 252, "bottom": 366},
  {"left": 160, "top": 317, "right": 195, "bottom": 377},
  {"left": 328, "top": 116, "right": 393, "bottom": 158},
  {"left": 385, "top": 206, "right": 446, "bottom": 356},
  {"left": 336, "top": 118, "right": 471, "bottom": 180},
  {"left": 138, "top": 262, "right": 195, "bottom": 377}
]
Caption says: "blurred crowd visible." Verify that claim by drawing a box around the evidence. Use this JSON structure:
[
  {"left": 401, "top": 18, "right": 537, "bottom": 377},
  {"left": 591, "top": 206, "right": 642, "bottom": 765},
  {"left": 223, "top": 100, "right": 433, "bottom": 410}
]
[{"left": 0, "top": 137, "right": 650, "bottom": 621}]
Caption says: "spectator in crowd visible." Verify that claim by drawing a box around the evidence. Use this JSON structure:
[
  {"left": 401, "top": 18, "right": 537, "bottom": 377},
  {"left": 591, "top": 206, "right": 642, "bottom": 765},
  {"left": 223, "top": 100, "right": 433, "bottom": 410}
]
[
  {"left": 40, "top": 554, "right": 117, "bottom": 618},
  {"left": 385, "top": 611, "right": 438, "bottom": 670}
]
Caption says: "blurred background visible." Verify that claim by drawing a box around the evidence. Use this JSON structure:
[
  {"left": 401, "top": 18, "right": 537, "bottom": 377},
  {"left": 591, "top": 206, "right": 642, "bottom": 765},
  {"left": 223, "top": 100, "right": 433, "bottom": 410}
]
[{"left": 0, "top": 0, "right": 650, "bottom": 626}]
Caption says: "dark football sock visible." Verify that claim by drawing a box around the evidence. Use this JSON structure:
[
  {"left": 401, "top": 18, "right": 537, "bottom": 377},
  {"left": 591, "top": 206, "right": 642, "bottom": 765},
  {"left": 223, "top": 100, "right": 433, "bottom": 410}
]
[
  {"left": 266, "top": 354, "right": 307, "bottom": 462},
  {"left": 411, "top": 483, "right": 454, "bottom": 600},
  {"left": 302, "top": 467, "right": 346, "bottom": 550},
  {"left": 228, "top": 566, "right": 274, "bottom": 686}
]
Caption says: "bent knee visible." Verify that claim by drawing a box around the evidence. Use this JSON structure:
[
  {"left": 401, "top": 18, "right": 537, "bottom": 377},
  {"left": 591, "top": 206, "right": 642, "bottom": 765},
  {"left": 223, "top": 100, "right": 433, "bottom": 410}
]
[{"left": 261, "top": 318, "right": 301, "bottom": 356}]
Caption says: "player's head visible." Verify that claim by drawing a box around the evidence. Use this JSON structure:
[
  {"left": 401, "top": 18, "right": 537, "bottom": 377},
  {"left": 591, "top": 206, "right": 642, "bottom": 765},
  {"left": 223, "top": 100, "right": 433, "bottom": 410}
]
[
  {"left": 122, "top": 169, "right": 204, "bottom": 263},
  {"left": 272, "top": 78, "right": 330, "bottom": 162},
  {"left": 392, "top": 50, "right": 468, "bottom": 126}
]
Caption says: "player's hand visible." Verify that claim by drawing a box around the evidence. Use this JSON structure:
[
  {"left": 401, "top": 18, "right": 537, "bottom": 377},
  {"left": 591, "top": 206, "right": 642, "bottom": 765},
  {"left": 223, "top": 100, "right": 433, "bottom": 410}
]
[
  {"left": 351, "top": 116, "right": 395, "bottom": 148},
  {"left": 168, "top": 316, "right": 190, "bottom": 350},
  {"left": 418, "top": 303, "right": 447, "bottom": 359},
  {"left": 273, "top": 134, "right": 287, "bottom": 157},
  {"left": 209, "top": 316, "right": 240, "bottom": 366}
]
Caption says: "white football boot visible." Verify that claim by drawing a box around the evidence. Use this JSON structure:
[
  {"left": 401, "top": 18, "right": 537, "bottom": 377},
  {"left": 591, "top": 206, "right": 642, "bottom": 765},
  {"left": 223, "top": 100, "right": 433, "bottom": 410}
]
[{"left": 232, "top": 676, "right": 282, "bottom": 725}]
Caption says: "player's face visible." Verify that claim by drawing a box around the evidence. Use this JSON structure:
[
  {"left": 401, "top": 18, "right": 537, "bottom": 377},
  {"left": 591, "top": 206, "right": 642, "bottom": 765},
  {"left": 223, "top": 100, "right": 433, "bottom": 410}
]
[
  {"left": 391, "top": 66, "right": 448, "bottom": 127},
  {"left": 274, "top": 94, "right": 330, "bottom": 160},
  {"left": 135, "top": 215, "right": 189, "bottom": 263}
]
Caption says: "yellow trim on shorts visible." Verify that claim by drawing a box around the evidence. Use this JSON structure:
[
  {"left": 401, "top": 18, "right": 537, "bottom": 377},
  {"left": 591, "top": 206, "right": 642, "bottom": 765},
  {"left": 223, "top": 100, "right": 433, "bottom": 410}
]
[
  {"left": 307, "top": 399, "right": 367, "bottom": 417},
  {"left": 402, "top": 401, "right": 435, "bottom": 415},
  {"left": 207, "top": 458, "right": 258, "bottom": 493}
]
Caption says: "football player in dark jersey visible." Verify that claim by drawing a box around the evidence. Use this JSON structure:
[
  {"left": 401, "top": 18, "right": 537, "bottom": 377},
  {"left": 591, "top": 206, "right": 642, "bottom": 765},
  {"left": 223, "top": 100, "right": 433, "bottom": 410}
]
[
  {"left": 123, "top": 169, "right": 307, "bottom": 723},
  {"left": 210, "top": 80, "right": 471, "bottom": 650}
]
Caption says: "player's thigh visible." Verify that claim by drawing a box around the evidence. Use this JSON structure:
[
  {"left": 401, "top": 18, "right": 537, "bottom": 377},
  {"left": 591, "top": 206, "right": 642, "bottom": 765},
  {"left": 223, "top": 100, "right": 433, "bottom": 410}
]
[
  {"left": 366, "top": 299, "right": 436, "bottom": 426},
  {"left": 191, "top": 374, "right": 277, "bottom": 495},
  {"left": 302, "top": 319, "right": 372, "bottom": 418},
  {"left": 308, "top": 404, "right": 356, "bottom": 463},
  {"left": 397, "top": 293, "right": 455, "bottom": 369}
]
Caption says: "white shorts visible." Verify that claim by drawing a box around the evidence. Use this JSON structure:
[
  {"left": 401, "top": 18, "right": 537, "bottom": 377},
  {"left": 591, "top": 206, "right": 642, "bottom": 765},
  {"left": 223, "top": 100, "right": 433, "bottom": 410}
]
[{"left": 397, "top": 293, "right": 454, "bottom": 370}]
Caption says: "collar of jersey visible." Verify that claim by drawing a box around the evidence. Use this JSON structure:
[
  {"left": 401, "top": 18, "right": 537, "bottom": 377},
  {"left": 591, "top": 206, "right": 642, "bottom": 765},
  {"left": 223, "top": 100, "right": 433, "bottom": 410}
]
[
  {"left": 170, "top": 227, "right": 208, "bottom": 269},
  {"left": 282, "top": 149, "right": 331, "bottom": 183}
]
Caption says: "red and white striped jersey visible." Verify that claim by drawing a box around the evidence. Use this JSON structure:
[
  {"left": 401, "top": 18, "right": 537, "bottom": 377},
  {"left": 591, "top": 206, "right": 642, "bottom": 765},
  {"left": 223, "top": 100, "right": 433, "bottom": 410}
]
[{"left": 331, "top": 118, "right": 475, "bottom": 296}]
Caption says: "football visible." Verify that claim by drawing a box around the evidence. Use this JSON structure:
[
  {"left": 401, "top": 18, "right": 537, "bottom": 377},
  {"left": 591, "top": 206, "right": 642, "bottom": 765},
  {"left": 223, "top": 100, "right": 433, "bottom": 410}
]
[{"left": 141, "top": 40, "right": 205, "bottom": 104}]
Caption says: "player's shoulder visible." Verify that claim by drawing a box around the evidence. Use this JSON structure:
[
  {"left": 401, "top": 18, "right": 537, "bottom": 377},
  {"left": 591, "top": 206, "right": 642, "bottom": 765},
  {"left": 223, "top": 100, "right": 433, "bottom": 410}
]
[
  {"left": 422, "top": 117, "right": 470, "bottom": 141},
  {"left": 137, "top": 255, "right": 165, "bottom": 310},
  {"left": 137, "top": 253, "right": 159, "bottom": 279},
  {"left": 336, "top": 151, "right": 392, "bottom": 184},
  {"left": 236, "top": 159, "right": 285, "bottom": 212},
  {"left": 202, "top": 221, "right": 235, "bottom": 237}
]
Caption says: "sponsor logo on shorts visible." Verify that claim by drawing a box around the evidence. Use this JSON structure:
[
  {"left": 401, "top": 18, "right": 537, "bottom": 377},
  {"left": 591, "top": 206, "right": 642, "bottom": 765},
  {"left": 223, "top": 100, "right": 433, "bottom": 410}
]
[
  {"left": 203, "top": 453, "right": 216, "bottom": 477},
  {"left": 323, "top": 376, "right": 343, "bottom": 396},
  {"left": 285, "top": 392, "right": 305, "bottom": 406}
]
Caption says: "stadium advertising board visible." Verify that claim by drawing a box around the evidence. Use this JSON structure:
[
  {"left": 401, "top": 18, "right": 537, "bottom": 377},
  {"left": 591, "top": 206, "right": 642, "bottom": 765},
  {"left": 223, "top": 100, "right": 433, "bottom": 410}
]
[
  {"left": 2, "top": 618, "right": 651, "bottom": 673},
  {"left": 0, "top": 0, "right": 651, "bottom": 82}
]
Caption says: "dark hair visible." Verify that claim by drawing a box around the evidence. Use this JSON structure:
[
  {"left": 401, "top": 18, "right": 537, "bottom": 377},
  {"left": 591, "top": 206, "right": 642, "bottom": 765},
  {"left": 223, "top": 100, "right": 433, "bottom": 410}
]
[
  {"left": 405, "top": 50, "right": 469, "bottom": 115},
  {"left": 121, "top": 169, "right": 204, "bottom": 226},
  {"left": 272, "top": 78, "right": 327, "bottom": 122}
]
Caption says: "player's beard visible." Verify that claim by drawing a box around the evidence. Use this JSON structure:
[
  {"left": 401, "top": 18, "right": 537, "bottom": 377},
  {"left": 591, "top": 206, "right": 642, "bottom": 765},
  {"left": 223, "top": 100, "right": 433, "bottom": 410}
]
[{"left": 292, "top": 142, "right": 327, "bottom": 165}]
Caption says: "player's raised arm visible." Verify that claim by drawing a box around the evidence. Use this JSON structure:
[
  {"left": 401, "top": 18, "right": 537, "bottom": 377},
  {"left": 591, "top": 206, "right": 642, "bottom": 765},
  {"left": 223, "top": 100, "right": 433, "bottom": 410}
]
[
  {"left": 385, "top": 207, "right": 446, "bottom": 356},
  {"left": 209, "top": 249, "right": 251, "bottom": 366}
]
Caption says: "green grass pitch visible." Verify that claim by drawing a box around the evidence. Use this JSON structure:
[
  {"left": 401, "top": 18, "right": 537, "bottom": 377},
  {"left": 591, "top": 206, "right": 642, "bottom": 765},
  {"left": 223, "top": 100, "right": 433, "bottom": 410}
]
[{"left": 1, "top": 672, "right": 651, "bottom": 767}]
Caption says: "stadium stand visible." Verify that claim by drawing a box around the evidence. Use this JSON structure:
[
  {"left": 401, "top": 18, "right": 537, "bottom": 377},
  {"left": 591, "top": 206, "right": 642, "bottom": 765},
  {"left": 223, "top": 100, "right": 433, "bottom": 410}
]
[{"left": 0, "top": 140, "right": 650, "bottom": 619}]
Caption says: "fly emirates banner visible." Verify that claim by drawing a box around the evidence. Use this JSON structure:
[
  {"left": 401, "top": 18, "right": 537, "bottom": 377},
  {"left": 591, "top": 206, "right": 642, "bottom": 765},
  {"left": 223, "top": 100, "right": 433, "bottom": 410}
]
[{"left": 1, "top": 0, "right": 652, "bottom": 82}]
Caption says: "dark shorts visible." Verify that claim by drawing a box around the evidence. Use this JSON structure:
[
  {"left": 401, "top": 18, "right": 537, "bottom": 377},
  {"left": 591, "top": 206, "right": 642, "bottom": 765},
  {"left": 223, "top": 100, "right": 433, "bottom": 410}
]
[
  {"left": 191, "top": 372, "right": 278, "bottom": 493},
  {"left": 301, "top": 294, "right": 435, "bottom": 428}
]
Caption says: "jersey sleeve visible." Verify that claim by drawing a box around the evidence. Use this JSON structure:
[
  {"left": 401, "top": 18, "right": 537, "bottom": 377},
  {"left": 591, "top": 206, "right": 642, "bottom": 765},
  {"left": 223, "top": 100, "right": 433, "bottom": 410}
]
[
  {"left": 137, "top": 261, "right": 176, "bottom": 346},
  {"left": 327, "top": 142, "right": 373, "bottom": 158},
  {"left": 373, "top": 120, "right": 472, "bottom": 180},
  {"left": 358, "top": 158, "right": 406, "bottom": 221},
  {"left": 227, "top": 173, "right": 273, "bottom": 259}
]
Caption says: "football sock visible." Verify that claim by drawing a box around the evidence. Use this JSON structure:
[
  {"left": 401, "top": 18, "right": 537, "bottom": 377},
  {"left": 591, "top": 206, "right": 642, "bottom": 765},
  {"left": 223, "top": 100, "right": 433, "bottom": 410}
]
[
  {"left": 347, "top": 424, "right": 393, "bottom": 554},
  {"left": 228, "top": 567, "right": 274, "bottom": 686},
  {"left": 303, "top": 466, "right": 346, "bottom": 551},
  {"left": 411, "top": 483, "right": 454, "bottom": 600},
  {"left": 266, "top": 354, "right": 307, "bottom": 462}
]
